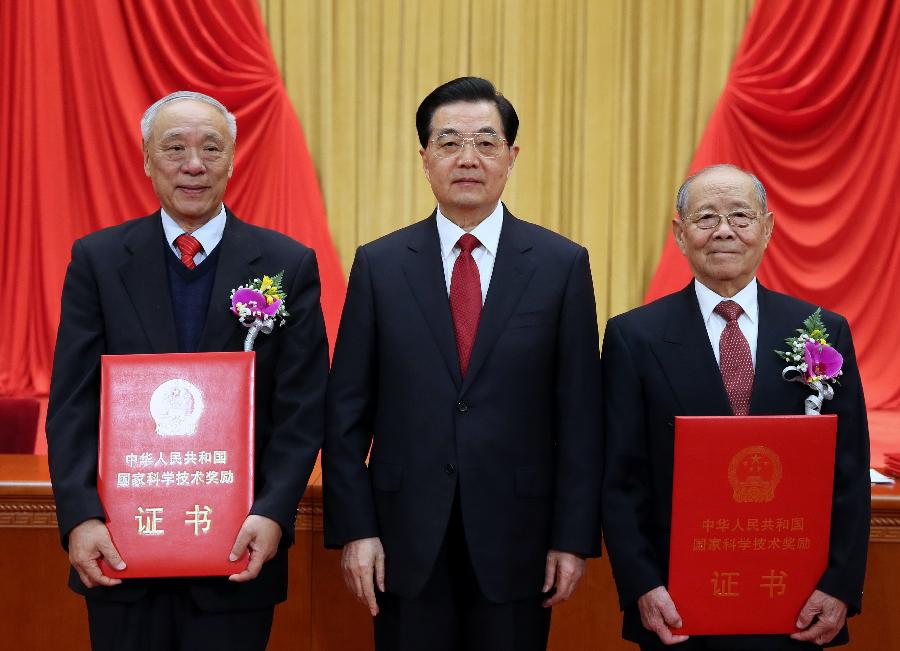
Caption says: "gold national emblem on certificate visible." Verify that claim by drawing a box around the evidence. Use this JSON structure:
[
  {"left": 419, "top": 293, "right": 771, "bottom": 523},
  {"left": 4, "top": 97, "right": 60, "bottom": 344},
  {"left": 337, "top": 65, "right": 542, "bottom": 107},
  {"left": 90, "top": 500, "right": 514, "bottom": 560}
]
[
  {"left": 149, "top": 378, "right": 205, "bottom": 437},
  {"left": 727, "top": 445, "right": 782, "bottom": 503}
]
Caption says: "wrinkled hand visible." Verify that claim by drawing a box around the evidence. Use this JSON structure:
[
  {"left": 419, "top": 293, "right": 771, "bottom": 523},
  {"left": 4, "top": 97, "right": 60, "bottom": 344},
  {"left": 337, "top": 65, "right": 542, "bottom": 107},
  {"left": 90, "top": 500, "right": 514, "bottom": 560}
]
[
  {"left": 228, "top": 514, "right": 282, "bottom": 582},
  {"left": 790, "top": 589, "right": 847, "bottom": 645},
  {"left": 341, "top": 537, "right": 385, "bottom": 616},
  {"left": 69, "top": 518, "right": 126, "bottom": 588},
  {"left": 637, "top": 586, "right": 689, "bottom": 645},
  {"left": 542, "top": 550, "right": 586, "bottom": 607}
]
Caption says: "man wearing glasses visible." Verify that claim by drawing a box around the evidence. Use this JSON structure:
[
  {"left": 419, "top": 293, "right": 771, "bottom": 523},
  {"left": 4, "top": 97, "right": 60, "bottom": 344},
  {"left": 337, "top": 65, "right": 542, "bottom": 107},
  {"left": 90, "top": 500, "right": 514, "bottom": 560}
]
[
  {"left": 324, "top": 77, "right": 603, "bottom": 650},
  {"left": 601, "top": 164, "right": 870, "bottom": 649}
]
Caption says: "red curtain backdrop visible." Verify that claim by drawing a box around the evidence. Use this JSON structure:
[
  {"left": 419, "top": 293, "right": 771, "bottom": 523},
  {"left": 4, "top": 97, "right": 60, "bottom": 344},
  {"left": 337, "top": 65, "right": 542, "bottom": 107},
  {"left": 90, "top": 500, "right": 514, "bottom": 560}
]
[
  {"left": 645, "top": 0, "right": 900, "bottom": 410},
  {"left": 0, "top": 0, "right": 345, "bottom": 404}
]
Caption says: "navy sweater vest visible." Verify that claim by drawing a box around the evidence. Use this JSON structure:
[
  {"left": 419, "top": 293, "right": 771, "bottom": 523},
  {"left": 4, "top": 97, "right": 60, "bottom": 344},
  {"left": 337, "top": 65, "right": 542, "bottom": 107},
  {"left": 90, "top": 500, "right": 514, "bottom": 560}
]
[{"left": 165, "top": 242, "right": 221, "bottom": 353}]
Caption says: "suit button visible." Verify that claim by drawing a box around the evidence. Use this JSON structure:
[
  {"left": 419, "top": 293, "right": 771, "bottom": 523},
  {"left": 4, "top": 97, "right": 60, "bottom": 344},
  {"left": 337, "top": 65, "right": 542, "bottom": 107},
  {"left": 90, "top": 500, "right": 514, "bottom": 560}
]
[
  {"left": 457, "top": 402, "right": 468, "bottom": 413},
  {"left": 445, "top": 463, "right": 456, "bottom": 476}
]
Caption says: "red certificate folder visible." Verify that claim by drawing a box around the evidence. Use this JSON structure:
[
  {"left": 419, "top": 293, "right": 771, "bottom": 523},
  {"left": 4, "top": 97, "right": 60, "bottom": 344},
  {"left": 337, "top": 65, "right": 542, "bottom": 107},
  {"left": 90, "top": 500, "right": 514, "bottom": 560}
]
[
  {"left": 98, "top": 352, "right": 254, "bottom": 578},
  {"left": 668, "top": 415, "right": 836, "bottom": 635}
]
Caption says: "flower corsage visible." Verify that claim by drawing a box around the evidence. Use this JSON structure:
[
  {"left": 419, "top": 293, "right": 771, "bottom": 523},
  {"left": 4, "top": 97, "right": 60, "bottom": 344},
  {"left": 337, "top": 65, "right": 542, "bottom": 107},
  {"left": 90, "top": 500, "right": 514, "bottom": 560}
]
[
  {"left": 230, "top": 272, "right": 289, "bottom": 351},
  {"left": 775, "top": 308, "right": 842, "bottom": 415}
]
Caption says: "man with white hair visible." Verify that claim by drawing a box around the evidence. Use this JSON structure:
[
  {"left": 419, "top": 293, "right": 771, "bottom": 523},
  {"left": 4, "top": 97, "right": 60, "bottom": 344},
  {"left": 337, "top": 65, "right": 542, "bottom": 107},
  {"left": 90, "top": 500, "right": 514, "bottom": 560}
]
[
  {"left": 46, "top": 91, "right": 328, "bottom": 650},
  {"left": 601, "top": 164, "right": 870, "bottom": 650}
]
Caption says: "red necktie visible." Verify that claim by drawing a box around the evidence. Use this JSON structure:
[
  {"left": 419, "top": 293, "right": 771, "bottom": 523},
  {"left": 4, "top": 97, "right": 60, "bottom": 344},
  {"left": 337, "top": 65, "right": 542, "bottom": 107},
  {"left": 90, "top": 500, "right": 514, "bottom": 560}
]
[
  {"left": 450, "top": 234, "right": 482, "bottom": 377},
  {"left": 714, "top": 300, "right": 753, "bottom": 416},
  {"left": 175, "top": 233, "right": 202, "bottom": 269}
]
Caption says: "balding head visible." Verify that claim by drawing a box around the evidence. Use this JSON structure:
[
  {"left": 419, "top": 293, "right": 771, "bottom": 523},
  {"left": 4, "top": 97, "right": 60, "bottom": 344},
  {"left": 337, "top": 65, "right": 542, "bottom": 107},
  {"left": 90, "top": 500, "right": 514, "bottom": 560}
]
[
  {"left": 675, "top": 164, "right": 767, "bottom": 219},
  {"left": 671, "top": 165, "right": 774, "bottom": 297}
]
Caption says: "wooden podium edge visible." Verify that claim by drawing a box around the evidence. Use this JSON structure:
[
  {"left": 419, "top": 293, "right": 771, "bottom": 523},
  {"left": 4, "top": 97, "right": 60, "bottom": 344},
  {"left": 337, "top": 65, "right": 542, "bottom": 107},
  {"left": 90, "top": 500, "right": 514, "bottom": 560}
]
[
  {"left": 0, "top": 455, "right": 895, "bottom": 541},
  {"left": 0, "top": 454, "right": 325, "bottom": 532}
]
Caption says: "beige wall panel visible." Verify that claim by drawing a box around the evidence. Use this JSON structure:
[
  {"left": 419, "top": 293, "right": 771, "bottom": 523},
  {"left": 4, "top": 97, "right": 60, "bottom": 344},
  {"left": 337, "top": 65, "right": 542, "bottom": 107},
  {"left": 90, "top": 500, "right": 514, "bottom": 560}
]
[{"left": 259, "top": 0, "right": 751, "bottom": 331}]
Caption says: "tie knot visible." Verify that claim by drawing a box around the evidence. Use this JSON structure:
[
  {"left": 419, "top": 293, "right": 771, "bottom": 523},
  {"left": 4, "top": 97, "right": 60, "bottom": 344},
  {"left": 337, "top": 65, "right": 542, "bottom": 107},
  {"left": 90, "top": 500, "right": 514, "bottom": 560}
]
[
  {"left": 714, "top": 300, "right": 743, "bottom": 322},
  {"left": 456, "top": 233, "right": 480, "bottom": 255},
  {"left": 175, "top": 233, "right": 202, "bottom": 258}
]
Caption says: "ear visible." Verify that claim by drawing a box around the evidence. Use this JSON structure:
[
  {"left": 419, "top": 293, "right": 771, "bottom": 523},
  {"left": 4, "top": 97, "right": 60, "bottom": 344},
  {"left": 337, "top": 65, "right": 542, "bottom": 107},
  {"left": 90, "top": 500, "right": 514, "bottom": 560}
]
[
  {"left": 672, "top": 217, "right": 687, "bottom": 254},
  {"left": 507, "top": 144, "right": 519, "bottom": 178},
  {"left": 762, "top": 211, "right": 774, "bottom": 244},
  {"left": 143, "top": 142, "right": 152, "bottom": 177},
  {"left": 420, "top": 148, "right": 430, "bottom": 181}
]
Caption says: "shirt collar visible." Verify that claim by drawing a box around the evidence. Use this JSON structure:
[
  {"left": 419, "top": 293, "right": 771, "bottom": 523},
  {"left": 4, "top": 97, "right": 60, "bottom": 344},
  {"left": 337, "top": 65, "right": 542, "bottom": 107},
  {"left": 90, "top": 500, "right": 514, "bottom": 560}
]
[
  {"left": 694, "top": 277, "right": 759, "bottom": 325},
  {"left": 436, "top": 202, "right": 504, "bottom": 258},
  {"left": 160, "top": 205, "right": 227, "bottom": 254}
]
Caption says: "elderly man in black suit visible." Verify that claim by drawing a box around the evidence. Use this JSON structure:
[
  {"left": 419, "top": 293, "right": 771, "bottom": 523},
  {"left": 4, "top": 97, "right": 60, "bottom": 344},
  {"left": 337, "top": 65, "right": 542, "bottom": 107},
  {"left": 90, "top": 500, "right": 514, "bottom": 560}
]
[
  {"left": 601, "top": 164, "right": 870, "bottom": 650},
  {"left": 323, "top": 77, "right": 604, "bottom": 651},
  {"left": 46, "top": 91, "right": 329, "bottom": 650}
]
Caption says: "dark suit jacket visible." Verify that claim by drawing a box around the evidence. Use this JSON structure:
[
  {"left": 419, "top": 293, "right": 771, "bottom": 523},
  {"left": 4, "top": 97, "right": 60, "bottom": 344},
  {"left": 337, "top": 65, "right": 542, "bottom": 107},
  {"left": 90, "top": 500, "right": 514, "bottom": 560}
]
[
  {"left": 46, "top": 208, "right": 329, "bottom": 612},
  {"left": 601, "top": 282, "right": 870, "bottom": 647},
  {"left": 323, "top": 207, "right": 603, "bottom": 603}
]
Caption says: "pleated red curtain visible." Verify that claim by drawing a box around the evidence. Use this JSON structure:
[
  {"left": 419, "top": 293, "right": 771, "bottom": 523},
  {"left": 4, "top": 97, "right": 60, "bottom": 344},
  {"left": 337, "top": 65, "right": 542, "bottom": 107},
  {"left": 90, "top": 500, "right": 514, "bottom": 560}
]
[
  {"left": 0, "top": 0, "right": 345, "bottom": 400},
  {"left": 645, "top": 0, "right": 900, "bottom": 409}
]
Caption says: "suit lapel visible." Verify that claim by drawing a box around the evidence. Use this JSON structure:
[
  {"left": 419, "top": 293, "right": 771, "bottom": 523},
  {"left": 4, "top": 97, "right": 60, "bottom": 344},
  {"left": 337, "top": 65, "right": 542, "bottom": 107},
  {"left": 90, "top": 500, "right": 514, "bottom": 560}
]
[
  {"left": 197, "top": 209, "right": 262, "bottom": 353},
  {"left": 651, "top": 282, "right": 732, "bottom": 415},
  {"left": 749, "top": 284, "right": 795, "bottom": 415},
  {"left": 461, "top": 211, "right": 535, "bottom": 394},
  {"left": 401, "top": 214, "right": 463, "bottom": 388},
  {"left": 118, "top": 213, "right": 179, "bottom": 353}
]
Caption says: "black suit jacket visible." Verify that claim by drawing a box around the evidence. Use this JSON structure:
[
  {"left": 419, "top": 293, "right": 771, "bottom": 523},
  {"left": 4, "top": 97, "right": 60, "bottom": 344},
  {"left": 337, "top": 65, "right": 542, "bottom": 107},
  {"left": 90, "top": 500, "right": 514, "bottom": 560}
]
[
  {"left": 323, "top": 207, "right": 603, "bottom": 603},
  {"left": 46, "top": 208, "right": 329, "bottom": 611},
  {"left": 601, "top": 282, "right": 870, "bottom": 647}
]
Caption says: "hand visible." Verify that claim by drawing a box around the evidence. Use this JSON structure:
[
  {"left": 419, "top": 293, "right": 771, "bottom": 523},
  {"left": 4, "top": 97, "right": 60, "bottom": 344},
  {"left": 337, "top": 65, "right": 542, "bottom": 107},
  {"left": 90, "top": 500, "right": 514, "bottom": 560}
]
[
  {"left": 542, "top": 550, "right": 586, "bottom": 607},
  {"left": 341, "top": 537, "right": 385, "bottom": 616},
  {"left": 68, "top": 518, "right": 126, "bottom": 588},
  {"left": 637, "top": 586, "right": 689, "bottom": 645},
  {"left": 790, "top": 589, "right": 848, "bottom": 645},
  {"left": 228, "top": 514, "right": 282, "bottom": 582}
]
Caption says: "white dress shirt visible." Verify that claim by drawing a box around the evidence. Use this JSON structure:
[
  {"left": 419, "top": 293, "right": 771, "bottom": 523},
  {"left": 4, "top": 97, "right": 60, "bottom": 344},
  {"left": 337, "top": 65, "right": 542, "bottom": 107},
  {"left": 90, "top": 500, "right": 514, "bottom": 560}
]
[
  {"left": 694, "top": 278, "right": 759, "bottom": 367},
  {"left": 160, "top": 205, "right": 227, "bottom": 266},
  {"left": 436, "top": 202, "right": 504, "bottom": 305}
]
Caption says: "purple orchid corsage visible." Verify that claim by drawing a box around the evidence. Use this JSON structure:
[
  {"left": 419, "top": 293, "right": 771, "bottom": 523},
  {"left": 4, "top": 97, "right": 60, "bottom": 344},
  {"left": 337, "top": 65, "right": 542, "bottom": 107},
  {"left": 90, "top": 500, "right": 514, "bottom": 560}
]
[
  {"left": 775, "top": 308, "right": 843, "bottom": 415},
  {"left": 230, "top": 272, "right": 289, "bottom": 351}
]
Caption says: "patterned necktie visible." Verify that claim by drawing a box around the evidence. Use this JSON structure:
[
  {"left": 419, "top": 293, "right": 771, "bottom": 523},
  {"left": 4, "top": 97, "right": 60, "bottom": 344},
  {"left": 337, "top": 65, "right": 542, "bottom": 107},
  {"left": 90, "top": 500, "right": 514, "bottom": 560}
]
[
  {"left": 714, "top": 300, "right": 753, "bottom": 416},
  {"left": 450, "top": 233, "right": 482, "bottom": 377},
  {"left": 174, "top": 233, "right": 202, "bottom": 269}
]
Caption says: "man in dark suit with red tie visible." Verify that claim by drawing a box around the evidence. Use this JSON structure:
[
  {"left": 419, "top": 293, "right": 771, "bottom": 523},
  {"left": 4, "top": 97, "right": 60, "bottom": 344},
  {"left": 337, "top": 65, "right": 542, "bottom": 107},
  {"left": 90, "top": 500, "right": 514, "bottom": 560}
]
[
  {"left": 323, "top": 77, "right": 603, "bottom": 650},
  {"left": 601, "top": 164, "right": 870, "bottom": 650},
  {"left": 46, "top": 91, "right": 329, "bottom": 650}
]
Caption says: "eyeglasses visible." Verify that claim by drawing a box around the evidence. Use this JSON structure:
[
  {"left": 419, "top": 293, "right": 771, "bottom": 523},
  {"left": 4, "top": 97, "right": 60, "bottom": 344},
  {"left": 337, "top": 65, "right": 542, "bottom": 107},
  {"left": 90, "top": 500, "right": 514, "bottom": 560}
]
[
  {"left": 161, "top": 145, "right": 226, "bottom": 165},
  {"left": 429, "top": 132, "right": 508, "bottom": 158},
  {"left": 685, "top": 209, "right": 763, "bottom": 230}
]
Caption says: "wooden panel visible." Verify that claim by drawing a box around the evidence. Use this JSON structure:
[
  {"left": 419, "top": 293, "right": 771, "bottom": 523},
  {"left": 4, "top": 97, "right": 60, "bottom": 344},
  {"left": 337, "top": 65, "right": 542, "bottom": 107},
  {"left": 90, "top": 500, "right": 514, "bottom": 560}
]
[
  {"left": 270, "top": 529, "right": 312, "bottom": 650},
  {"left": 0, "top": 527, "right": 90, "bottom": 648},
  {"left": 547, "top": 549, "right": 630, "bottom": 650},
  {"left": 310, "top": 537, "right": 372, "bottom": 651},
  {"left": 1, "top": 455, "right": 898, "bottom": 650},
  {"left": 845, "top": 542, "right": 900, "bottom": 649}
]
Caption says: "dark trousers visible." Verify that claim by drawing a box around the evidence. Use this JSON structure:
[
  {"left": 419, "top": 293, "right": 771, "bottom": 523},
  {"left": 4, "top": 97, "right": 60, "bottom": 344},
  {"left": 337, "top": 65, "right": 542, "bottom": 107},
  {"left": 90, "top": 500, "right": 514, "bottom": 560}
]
[
  {"left": 374, "top": 494, "right": 552, "bottom": 651},
  {"left": 86, "top": 586, "right": 274, "bottom": 651}
]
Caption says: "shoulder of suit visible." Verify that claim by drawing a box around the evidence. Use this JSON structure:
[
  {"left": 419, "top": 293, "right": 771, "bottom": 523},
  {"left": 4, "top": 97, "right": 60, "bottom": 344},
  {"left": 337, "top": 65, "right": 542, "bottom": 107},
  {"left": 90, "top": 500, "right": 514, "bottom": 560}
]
[
  {"left": 75, "top": 213, "right": 159, "bottom": 249},
  {"left": 760, "top": 286, "right": 848, "bottom": 326},
  {"left": 508, "top": 215, "right": 582, "bottom": 250},
  {"left": 75, "top": 212, "right": 314, "bottom": 261},
  {"left": 481, "top": 210, "right": 591, "bottom": 261},
  {"left": 608, "top": 288, "right": 686, "bottom": 329},
  {"left": 359, "top": 212, "right": 586, "bottom": 254},
  {"left": 231, "top": 217, "right": 314, "bottom": 256},
  {"left": 353, "top": 215, "right": 436, "bottom": 260}
]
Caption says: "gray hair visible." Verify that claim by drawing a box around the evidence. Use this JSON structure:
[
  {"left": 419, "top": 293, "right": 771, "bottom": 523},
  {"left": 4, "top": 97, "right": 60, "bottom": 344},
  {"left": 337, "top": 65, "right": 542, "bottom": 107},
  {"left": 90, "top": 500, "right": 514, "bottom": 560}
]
[
  {"left": 141, "top": 91, "right": 237, "bottom": 142},
  {"left": 675, "top": 164, "right": 767, "bottom": 218}
]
